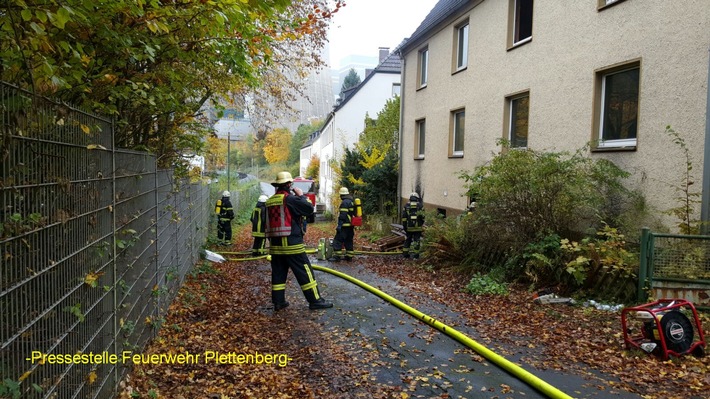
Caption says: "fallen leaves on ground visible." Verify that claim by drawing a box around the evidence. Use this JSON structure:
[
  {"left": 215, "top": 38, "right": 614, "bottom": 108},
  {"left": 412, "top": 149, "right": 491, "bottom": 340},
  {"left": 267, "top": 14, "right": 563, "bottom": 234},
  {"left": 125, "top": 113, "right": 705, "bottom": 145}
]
[{"left": 121, "top": 222, "right": 710, "bottom": 399}]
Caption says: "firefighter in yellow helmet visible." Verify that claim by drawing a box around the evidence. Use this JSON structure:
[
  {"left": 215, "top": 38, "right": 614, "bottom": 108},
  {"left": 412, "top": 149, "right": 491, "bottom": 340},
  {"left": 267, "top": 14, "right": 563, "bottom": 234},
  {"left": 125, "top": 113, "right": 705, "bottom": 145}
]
[
  {"left": 265, "top": 171, "right": 333, "bottom": 310},
  {"left": 402, "top": 192, "right": 424, "bottom": 259},
  {"left": 250, "top": 194, "right": 269, "bottom": 256},
  {"left": 331, "top": 187, "right": 355, "bottom": 261}
]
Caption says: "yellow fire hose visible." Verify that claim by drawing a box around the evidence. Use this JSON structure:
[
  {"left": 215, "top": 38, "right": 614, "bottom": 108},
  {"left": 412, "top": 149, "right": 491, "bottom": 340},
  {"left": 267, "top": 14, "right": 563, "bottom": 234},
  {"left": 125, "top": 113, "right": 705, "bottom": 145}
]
[
  {"left": 353, "top": 250, "right": 402, "bottom": 255},
  {"left": 311, "top": 263, "right": 575, "bottom": 399},
  {"left": 223, "top": 248, "right": 318, "bottom": 262}
]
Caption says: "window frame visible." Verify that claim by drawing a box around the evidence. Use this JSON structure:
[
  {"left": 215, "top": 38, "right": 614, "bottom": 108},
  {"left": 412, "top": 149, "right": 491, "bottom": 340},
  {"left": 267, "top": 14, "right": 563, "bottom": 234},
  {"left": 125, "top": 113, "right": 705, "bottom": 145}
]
[
  {"left": 415, "top": 119, "right": 426, "bottom": 159},
  {"left": 449, "top": 108, "right": 465, "bottom": 158},
  {"left": 392, "top": 83, "right": 401, "bottom": 97},
  {"left": 504, "top": 91, "right": 530, "bottom": 149},
  {"left": 592, "top": 60, "right": 641, "bottom": 151},
  {"left": 453, "top": 21, "right": 469, "bottom": 73},
  {"left": 507, "top": 0, "right": 534, "bottom": 49},
  {"left": 418, "top": 47, "right": 429, "bottom": 89},
  {"left": 597, "top": 0, "right": 628, "bottom": 11}
]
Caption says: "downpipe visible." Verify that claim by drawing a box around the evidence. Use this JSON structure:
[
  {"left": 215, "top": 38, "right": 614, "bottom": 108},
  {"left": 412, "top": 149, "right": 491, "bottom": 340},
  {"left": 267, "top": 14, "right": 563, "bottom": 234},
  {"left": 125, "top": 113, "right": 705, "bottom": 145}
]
[{"left": 310, "top": 263, "right": 575, "bottom": 399}]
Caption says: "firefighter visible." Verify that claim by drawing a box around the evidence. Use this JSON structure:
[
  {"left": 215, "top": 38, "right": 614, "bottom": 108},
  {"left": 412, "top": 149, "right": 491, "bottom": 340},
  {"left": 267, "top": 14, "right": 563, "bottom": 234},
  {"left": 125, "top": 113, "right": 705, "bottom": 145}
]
[
  {"left": 216, "top": 190, "right": 234, "bottom": 246},
  {"left": 331, "top": 187, "right": 355, "bottom": 262},
  {"left": 402, "top": 192, "right": 424, "bottom": 259},
  {"left": 265, "top": 171, "right": 333, "bottom": 310},
  {"left": 251, "top": 195, "right": 269, "bottom": 256}
]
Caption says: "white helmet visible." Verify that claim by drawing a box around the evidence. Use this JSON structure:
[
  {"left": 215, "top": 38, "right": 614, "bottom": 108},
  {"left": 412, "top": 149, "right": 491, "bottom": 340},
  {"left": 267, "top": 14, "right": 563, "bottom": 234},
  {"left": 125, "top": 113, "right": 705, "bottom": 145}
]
[
  {"left": 410, "top": 192, "right": 420, "bottom": 199},
  {"left": 222, "top": 190, "right": 230, "bottom": 197},
  {"left": 339, "top": 187, "right": 349, "bottom": 195},
  {"left": 258, "top": 194, "right": 268, "bottom": 202}
]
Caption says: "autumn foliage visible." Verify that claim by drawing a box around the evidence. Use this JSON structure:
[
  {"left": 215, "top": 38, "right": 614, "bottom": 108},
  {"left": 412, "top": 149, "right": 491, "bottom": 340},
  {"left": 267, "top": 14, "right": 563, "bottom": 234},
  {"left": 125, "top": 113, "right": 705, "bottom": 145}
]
[{"left": 122, "top": 222, "right": 709, "bottom": 399}]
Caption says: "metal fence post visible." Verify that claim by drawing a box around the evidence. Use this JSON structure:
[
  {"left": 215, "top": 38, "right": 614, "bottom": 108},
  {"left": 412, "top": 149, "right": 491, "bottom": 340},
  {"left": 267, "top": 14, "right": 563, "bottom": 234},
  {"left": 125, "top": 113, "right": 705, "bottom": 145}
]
[{"left": 638, "top": 227, "right": 650, "bottom": 302}]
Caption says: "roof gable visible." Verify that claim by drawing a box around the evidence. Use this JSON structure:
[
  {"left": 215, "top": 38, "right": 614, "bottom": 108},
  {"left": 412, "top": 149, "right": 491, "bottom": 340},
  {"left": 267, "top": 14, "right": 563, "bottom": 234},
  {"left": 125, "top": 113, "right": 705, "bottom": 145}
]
[{"left": 399, "top": 0, "right": 471, "bottom": 54}]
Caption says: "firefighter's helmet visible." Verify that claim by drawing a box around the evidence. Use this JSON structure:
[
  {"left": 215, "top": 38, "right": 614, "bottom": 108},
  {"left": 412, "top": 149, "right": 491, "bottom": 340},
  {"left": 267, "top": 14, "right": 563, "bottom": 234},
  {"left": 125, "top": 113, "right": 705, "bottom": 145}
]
[
  {"left": 410, "top": 192, "right": 420, "bottom": 199},
  {"left": 222, "top": 190, "right": 231, "bottom": 197},
  {"left": 339, "top": 187, "right": 349, "bottom": 195},
  {"left": 272, "top": 171, "right": 293, "bottom": 185},
  {"left": 258, "top": 195, "right": 268, "bottom": 202}
]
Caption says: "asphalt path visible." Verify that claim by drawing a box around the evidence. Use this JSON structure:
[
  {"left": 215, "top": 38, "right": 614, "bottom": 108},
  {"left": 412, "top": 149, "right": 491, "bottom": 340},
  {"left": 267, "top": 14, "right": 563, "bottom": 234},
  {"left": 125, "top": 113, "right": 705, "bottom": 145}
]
[{"left": 309, "top": 257, "right": 643, "bottom": 399}]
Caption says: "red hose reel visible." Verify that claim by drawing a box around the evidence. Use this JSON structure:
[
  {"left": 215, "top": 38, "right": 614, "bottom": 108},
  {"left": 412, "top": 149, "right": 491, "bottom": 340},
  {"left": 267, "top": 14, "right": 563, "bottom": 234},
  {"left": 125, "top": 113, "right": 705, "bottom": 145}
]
[{"left": 621, "top": 299, "right": 706, "bottom": 360}]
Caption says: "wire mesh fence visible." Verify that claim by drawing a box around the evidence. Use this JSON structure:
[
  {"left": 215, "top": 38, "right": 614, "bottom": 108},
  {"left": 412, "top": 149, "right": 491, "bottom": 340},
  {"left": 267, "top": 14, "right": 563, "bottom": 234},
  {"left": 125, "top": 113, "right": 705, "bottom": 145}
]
[
  {"left": 651, "top": 235, "right": 710, "bottom": 280},
  {"left": 1, "top": 81, "right": 209, "bottom": 398}
]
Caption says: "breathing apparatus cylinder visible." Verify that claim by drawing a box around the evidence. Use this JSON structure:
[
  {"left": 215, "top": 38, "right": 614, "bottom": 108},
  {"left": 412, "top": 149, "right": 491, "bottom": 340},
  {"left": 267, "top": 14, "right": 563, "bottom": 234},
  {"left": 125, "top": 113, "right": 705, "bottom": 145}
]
[
  {"left": 355, "top": 198, "right": 362, "bottom": 217},
  {"left": 215, "top": 199, "right": 222, "bottom": 215}
]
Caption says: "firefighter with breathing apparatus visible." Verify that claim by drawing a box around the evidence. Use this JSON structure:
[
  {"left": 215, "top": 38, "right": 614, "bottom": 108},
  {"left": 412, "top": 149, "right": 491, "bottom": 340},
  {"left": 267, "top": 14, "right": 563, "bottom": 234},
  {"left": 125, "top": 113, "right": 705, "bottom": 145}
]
[
  {"left": 402, "top": 192, "right": 424, "bottom": 259},
  {"left": 215, "top": 190, "right": 235, "bottom": 246},
  {"left": 265, "top": 171, "right": 333, "bottom": 310},
  {"left": 251, "top": 195, "right": 269, "bottom": 256},
  {"left": 331, "top": 187, "right": 356, "bottom": 262}
]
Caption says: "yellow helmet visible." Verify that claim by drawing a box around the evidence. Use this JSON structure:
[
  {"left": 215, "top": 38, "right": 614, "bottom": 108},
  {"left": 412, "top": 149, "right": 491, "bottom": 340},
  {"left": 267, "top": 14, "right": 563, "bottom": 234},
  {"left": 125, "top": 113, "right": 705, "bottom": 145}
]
[
  {"left": 339, "top": 187, "right": 349, "bottom": 195},
  {"left": 272, "top": 171, "right": 293, "bottom": 185}
]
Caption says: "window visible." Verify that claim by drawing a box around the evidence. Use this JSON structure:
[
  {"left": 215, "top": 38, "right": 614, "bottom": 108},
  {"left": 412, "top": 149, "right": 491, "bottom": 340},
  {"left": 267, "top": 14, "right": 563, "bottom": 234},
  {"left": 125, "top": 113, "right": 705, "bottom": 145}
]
[
  {"left": 507, "top": 93, "right": 529, "bottom": 148},
  {"left": 392, "top": 83, "right": 401, "bottom": 97},
  {"left": 418, "top": 48, "right": 428, "bottom": 87},
  {"left": 450, "top": 109, "right": 465, "bottom": 157},
  {"left": 595, "top": 63, "right": 639, "bottom": 149},
  {"left": 415, "top": 119, "right": 425, "bottom": 158},
  {"left": 455, "top": 23, "right": 469, "bottom": 71},
  {"left": 509, "top": 0, "right": 533, "bottom": 47}
]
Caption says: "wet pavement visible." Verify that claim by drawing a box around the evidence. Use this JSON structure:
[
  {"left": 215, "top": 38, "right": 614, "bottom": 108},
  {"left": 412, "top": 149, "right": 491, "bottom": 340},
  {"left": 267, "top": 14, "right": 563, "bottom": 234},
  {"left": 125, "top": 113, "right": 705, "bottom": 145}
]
[{"left": 309, "top": 257, "right": 643, "bottom": 399}]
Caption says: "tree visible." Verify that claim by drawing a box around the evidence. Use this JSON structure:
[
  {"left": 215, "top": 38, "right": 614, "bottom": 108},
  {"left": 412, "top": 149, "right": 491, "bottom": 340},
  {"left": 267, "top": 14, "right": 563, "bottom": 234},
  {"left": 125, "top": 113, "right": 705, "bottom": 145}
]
[
  {"left": 361, "top": 150, "right": 399, "bottom": 216},
  {"left": 339, "top": 68, "right": 361, "bottom": 97},
  {"left": 360, "top": 96, "right": 400, "bottom": 152},
  {"left": 306, "top": 155, "right": 320, "bottom": 180},
  {"left": 205, "top": 136, "right": 228, "bottom": 172},
  {"left": 263, "top": 128, "right": 292, "bottom": 165},
  {"left": 289, "top": 120, "right": 323, "bottom": 164},
  {"left": 355, "top": 96, "right": 400, "bottom": 215},
  {"left": 1, "top": 0, "right": 344, "bottom": 166}
]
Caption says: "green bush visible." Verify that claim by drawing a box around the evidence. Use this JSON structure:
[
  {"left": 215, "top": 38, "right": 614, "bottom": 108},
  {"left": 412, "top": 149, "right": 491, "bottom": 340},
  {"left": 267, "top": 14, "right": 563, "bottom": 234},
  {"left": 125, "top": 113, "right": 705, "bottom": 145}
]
[
  {"left": 464, "top": 273, "right": 509, "bottom": 296},
  {"left": 421, "top": 143, "right": 647, "bottom": 301},
  {"left": 458, "top": 144, "right": 636, "bottom": 249}
]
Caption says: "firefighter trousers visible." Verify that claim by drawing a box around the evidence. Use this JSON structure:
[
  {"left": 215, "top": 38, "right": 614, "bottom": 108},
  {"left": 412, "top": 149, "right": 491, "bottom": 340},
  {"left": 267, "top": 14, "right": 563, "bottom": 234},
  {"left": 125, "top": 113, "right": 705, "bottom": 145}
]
[
  {"left": 403, "top": 231, "right": 422, "bottom": 259},
  {"left": 332, "top": 227, "right": 355, "bottom": 260},
  {"left": 252, "top": 236, "right": 267, "bottom": 255},
  {"left": 270, "top": 252, "right": 322, "bottom": 305}
]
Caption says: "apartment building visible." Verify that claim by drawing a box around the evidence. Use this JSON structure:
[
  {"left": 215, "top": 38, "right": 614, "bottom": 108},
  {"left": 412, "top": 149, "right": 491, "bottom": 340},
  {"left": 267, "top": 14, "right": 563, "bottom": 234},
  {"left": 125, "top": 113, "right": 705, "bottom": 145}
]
[{"left": 398, "top": 0, "right": 709, "bottom": 228}]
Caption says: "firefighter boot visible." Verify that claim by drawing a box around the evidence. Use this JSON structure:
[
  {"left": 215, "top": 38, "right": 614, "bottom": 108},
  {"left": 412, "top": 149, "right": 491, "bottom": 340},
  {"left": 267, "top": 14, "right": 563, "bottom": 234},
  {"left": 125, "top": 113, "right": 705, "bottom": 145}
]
[
  {"left": 272, "top": 289, "right": 289, "bottom": 311},
  {"left": 304, "top": 286, "right": 333, "bottom": 310}
]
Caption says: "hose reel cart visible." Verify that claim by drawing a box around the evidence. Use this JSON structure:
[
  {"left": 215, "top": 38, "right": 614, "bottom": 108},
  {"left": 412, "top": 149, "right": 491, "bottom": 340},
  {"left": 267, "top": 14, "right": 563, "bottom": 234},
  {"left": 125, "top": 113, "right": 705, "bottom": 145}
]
[{"left": 621, "top": 299, "right": 706, "bottom": 360}]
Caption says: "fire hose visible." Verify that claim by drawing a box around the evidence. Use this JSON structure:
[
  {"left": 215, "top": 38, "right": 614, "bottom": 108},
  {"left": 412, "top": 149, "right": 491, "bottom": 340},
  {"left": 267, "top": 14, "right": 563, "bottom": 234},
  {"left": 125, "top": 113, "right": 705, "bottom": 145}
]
[
  {"left": 213, "top": 247, "right": 574, "bottom": 397},
  {"left": 310, "top": 263, "right": 575, "bottom": 399}
]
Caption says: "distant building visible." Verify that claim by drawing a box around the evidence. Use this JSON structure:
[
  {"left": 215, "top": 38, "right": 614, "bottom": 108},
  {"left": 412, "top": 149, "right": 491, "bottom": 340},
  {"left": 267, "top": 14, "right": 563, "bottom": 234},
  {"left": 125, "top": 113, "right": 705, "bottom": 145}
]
[
  {"left": 303, "top": 48, "right": 402, "bottom": 212},
  {"left": 213, "top": 118, "right": 253, "bottom": 142},
  {"left": 333, "top": 53, "right": 379, "bottom": 97}
]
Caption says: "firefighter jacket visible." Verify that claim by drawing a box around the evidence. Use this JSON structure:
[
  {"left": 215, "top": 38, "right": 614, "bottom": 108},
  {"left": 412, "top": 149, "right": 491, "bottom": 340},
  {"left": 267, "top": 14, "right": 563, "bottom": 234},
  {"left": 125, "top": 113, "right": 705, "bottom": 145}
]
[
  {"left": 337, "top": 196, "right": 355, "bottom": 228},
  {"left": 266, "top": 188, "right": 314, "bottom": 254},
  {"left": 217, "top": 197, "right": 235, "bottom": 222},
  {"left": 251, "top": 201, "right": 267, "bottom": 237},
  {"left": 402, "top": 199, "right": 424, "bottom": 232}
]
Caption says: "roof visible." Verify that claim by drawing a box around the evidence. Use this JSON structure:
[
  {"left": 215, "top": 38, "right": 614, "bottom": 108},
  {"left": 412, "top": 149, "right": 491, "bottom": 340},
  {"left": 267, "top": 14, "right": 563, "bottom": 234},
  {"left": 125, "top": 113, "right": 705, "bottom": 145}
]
[
  {"left": 300, "top": 50, "right": 403, "bottom": 150},
  {"left": 399, "top": 0, "right": 470, "bottom": 55},
  {"left": 332, "top": 50, "right": 402, "bottom": 113}
]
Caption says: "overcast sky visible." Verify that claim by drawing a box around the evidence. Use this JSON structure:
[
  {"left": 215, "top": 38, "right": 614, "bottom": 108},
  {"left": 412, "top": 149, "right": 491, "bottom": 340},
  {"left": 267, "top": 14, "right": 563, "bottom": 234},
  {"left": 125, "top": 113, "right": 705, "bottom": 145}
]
[{"left": 327, "top": 0, "right": 439, "bottom": 69}]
